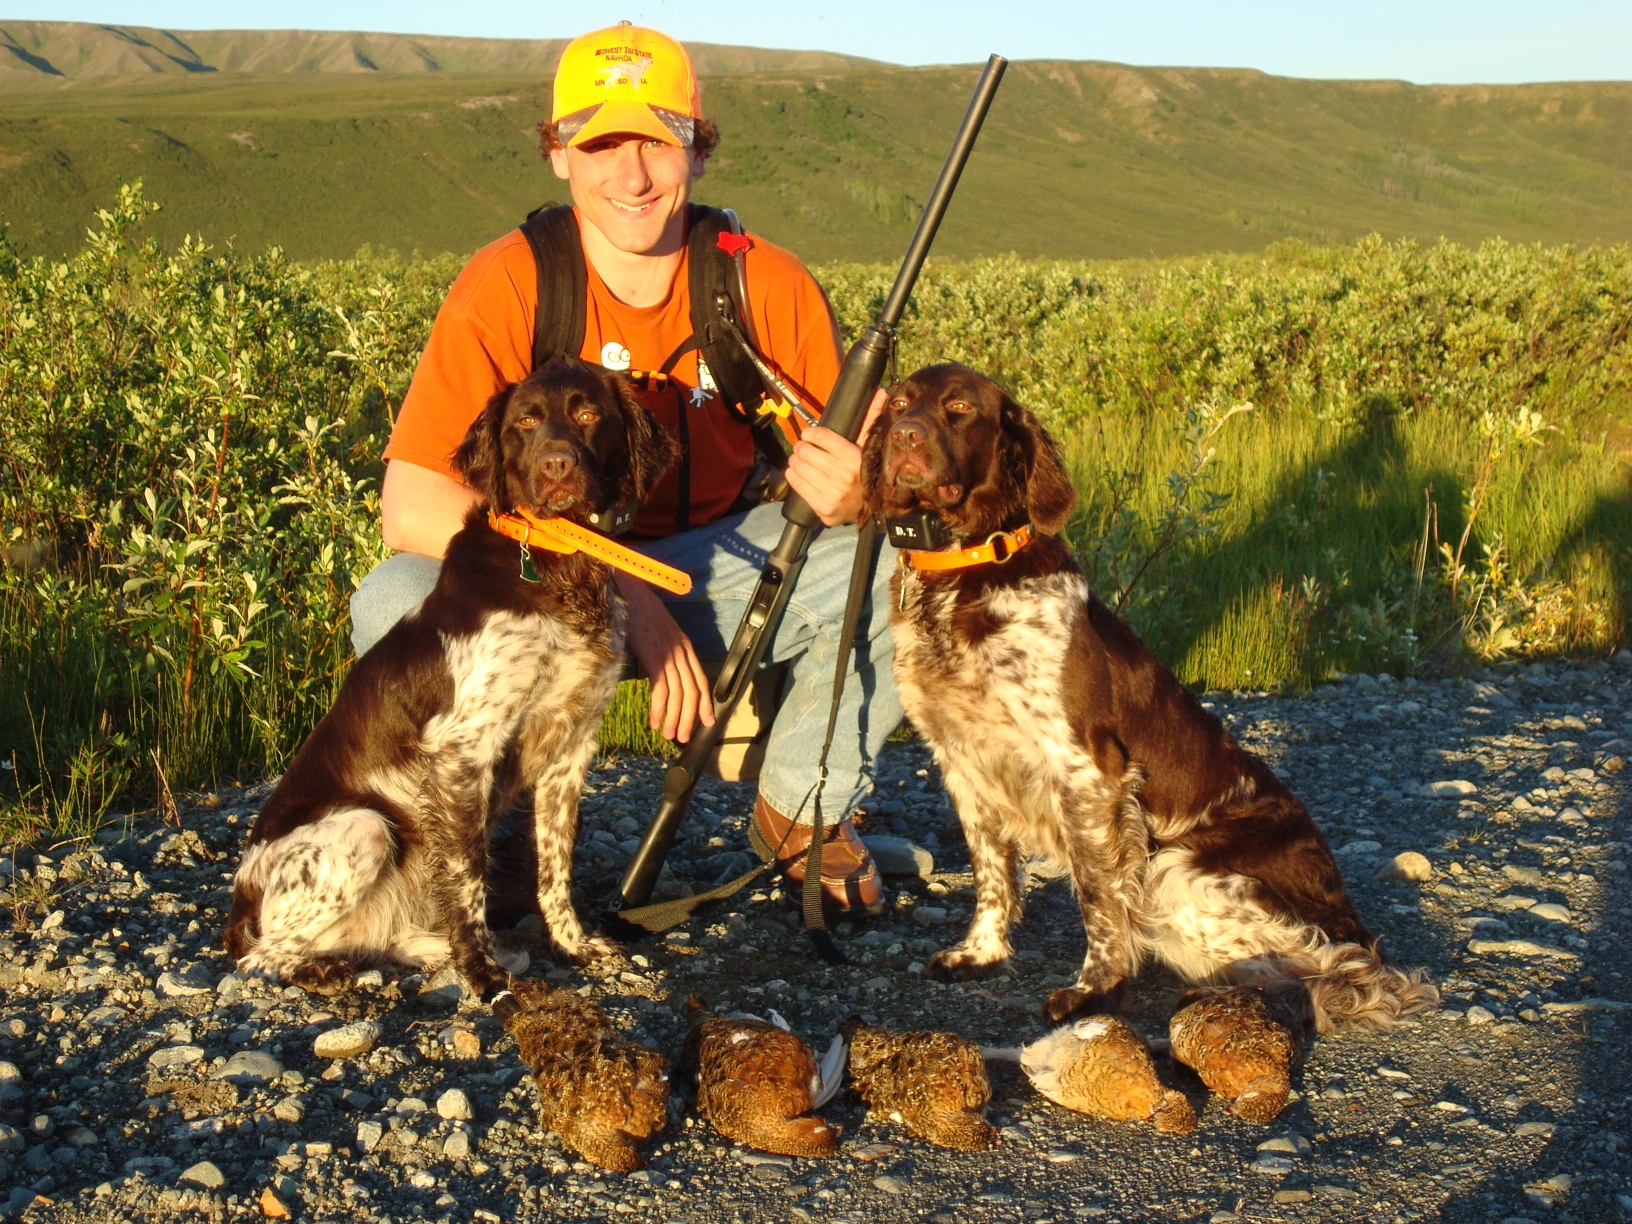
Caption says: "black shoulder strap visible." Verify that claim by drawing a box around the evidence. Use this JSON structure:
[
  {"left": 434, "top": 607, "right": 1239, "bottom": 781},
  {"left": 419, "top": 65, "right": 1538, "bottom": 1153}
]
[
  {"left": 520, "top": 204, "right": 587, "bottom": 370},
  {"left": 686, "top": 204, "right": 771, "bottom": 421}
]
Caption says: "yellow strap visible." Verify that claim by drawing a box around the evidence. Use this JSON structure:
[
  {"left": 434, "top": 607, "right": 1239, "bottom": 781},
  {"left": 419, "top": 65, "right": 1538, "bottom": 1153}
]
[
  {"left": 487, "top": 510, "right": 693, "bottom": 595},
  {"left": 901, "top": 523, "right": 1034, "bottom": 572}
]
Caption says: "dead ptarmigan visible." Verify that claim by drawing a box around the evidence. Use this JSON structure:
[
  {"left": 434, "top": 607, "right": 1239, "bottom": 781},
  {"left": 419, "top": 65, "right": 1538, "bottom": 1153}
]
[
  {"left": 1012, "top": 1015, "right": 1196, "bottom": 1134},
  {"left": 840, "top": 1018, "right": 998, "bottom": 1151},
  {"left": 1168, "top": 983, "right": 1310, "bottom": 1124},
  {"left": 506, "top": 979, "right": 669, "bottom": 1172},
  {"left": 681, "top": 997, "right": 844, "bottom": 1158}
]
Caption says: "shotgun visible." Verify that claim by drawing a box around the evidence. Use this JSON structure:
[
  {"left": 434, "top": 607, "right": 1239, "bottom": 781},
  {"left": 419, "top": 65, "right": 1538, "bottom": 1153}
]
[{"left": 608, "top": 53, "right": 1008, "bottom": 924}]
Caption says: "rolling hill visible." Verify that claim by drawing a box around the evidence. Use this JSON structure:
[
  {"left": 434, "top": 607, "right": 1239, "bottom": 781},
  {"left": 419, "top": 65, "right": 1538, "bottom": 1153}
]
[{"left": 0, "top": 24, "right": 1628, "bottom": 262}]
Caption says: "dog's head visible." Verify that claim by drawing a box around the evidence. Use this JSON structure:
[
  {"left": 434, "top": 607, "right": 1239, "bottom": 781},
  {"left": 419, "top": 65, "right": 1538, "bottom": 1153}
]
[
  {"left": 452, "top": 361, "right": 678, "bottom": 522},
  {"left": 860, "top": 363, "right": 1075, "bottom": 541}
]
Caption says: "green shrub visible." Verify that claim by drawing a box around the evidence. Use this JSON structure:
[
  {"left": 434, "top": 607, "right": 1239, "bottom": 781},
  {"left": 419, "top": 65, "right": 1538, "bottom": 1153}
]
[{"left": 2, "top": 184, "right": 1628, "bottom": 843}]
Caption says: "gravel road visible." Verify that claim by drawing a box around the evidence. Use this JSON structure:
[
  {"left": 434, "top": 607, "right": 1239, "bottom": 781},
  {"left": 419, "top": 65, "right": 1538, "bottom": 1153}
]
[{"left": 1, "top": 655, "right": 1629, "bottom": 1224}]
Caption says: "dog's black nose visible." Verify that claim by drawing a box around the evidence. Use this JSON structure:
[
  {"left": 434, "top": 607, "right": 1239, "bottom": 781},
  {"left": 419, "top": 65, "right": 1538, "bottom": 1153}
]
[
  {"left": 890, "top": 420, "right": 925, "bottom": 450},
  {"left": 539, "top": 451, "right": 578, "bottom": 482}
]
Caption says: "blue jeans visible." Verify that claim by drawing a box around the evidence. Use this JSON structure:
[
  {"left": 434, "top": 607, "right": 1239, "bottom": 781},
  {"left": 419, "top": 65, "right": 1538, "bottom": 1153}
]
[{"left": 349, "top": 503, "right": 903, "bottom": 823}]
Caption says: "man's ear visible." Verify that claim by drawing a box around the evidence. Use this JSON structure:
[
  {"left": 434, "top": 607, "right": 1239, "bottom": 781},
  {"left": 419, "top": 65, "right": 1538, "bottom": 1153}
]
[
  {"left": 1002, "top": 392, "right": 1076, "bottom": 535},
  {"left": 451, "top": 385, "right": 512, "bottom": 508},
  {"left": 611, "top": 375, "right": 680, "bottom": 505}
]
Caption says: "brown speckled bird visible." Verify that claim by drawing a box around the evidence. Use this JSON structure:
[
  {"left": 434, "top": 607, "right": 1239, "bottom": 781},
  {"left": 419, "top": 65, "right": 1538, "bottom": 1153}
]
[
  {"left": 841, "top": 1018, "right": 997, "bottom": 1151},
  {"left": 1168, "top": 983, "right": 1310, "bottom": 1124},
  {"left": 506, "top": 978, "right": 669, "bottom": 1172},
  {"left": 681, "top": 997, "right": 841, "bottom": 1158},
  {"left": 1017, "top": 1016, "right": 1196, "bottom": 1134}
]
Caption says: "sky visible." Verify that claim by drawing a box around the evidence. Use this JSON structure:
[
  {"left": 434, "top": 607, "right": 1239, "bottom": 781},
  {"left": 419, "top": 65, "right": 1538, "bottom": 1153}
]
[{"left": 28, "top": 0, "right": 1632, "bottom": 84}]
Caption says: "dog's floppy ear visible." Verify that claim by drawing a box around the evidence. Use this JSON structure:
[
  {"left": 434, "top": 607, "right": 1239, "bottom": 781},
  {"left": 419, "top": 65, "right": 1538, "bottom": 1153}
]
[
  {"left": 854, "top": 386, "right": 897, "bottom": 527},
  {"left": 451, "top": 384, "right": 513, "bottom": 508},
  {"left": 1002, "top": 392, "right": 1075, "bottom": 535},
  {"left": 609, "top": 373, "right": 680, "bottom": 506}
]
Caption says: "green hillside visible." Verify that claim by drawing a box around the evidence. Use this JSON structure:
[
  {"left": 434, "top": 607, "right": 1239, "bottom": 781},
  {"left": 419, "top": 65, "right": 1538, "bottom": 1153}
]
[{"left": 0, "top": 53, "right": 1629, "bottom": 262}]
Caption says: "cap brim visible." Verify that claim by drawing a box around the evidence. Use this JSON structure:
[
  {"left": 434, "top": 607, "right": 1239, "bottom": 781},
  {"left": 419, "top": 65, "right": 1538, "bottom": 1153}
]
[{"left": 568, "top": 100, "right": 684, "bottom": 147}]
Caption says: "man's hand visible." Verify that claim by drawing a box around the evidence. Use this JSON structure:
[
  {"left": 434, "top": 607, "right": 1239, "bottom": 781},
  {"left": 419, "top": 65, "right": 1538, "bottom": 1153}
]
[
  {"left": 615, "top": 572, "right": 715, "bottom": 744},
  {"left": 783, "top": 389, "right": 888, "bottom": 527}
]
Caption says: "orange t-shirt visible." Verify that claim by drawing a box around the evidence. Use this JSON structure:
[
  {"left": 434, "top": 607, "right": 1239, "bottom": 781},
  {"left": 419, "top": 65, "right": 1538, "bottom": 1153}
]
[{"left": 385, "top": 213, "right": 843, "bottom": 538}]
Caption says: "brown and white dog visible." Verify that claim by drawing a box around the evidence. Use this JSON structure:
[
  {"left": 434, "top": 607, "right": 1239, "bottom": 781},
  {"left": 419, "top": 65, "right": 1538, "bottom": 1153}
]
[
  {"left": 861, "top": 364, "right": 1436, "bottom": 1032},
  {"left": 224, "top": 361, "right": 676, "bottom": 1010}
]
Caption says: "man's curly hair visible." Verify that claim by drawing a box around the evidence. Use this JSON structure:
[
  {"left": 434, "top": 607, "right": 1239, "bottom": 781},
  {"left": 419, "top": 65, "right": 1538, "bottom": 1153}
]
[{"left": 537, "top": 116, "right": 722, "bottom": 159}]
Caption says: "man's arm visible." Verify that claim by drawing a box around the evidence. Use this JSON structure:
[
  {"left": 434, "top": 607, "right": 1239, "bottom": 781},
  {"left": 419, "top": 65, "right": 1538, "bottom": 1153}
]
[{"left": 380, "top": 460, "right": 484, "bottom": 559}]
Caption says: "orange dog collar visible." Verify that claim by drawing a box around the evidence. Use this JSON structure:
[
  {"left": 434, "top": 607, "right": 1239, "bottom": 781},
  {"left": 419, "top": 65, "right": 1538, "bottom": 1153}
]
[
  {"left": 899, "top": 523, "right": 1034, "bottom": 572},
  {"left": 488, "top": 509, "right": 693, "bottom": 595}
]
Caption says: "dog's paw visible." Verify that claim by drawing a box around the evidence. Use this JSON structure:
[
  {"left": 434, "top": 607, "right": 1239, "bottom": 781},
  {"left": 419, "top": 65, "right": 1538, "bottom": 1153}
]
[
  {"left": 927, "top": 947, "right": 1007, "bottom": 983},
  {"left": 554, "top": 932, "right": 623, "bottom": 967},
  {"left": 1041, "top": 980, "right": 1127, "bottom": 1023},
  {"left": 284, "top": 955, "right": 357, "bottom": 997}
]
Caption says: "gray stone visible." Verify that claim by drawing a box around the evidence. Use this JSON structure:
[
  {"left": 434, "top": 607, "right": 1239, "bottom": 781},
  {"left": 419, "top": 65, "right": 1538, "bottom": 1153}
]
[
  {"left": 1256, "top": 1134, "right": 1313, "bottom": 1157},
  {"left": 1250, "top": 1154, "right": 1296, "bottom": 1174},
  {"left": 1504, "top": 864, "right": 1546, "bottom": 886},
  {"left": 861, "top": 836, "right": 935, "bottom": 878},
  {"left": 1336, "top": 839, "right": 1382, "bottom": 857},
  {"left": 436, "top": 1088, "right": 474, "bottom": 1121},
  {"left": 156, "top": 965, "right": 214, "bottom": 997},
  {"left": 873, "top": 1174, "right": 909, "bottom": 1194},
  {"left": 1426, "top": 780, "right": 1479, "bottom": 797},
  {"left": 443, "top": 1130, "right": 472, "bottom": 1159},
  {"left": 355, "top": 1120, "right": 385, "bottom": 1152},
  {"left": 1376, "top": 852, "right": 1433, "bottom": 883},
  {"left": 272, "top": 1096, "right": 305, "bottom": 1124},
  {"left": 0, "top": 1123, "right": 23, "bottom": 1152},
  {"left": 313, "top": 1021, "right": 380, "bottom": 1060},
  {"left": 179, "top": 1160, "right": 226, "bottom": 1189},
  {"left": 1515, "top": 1121, "right": 1558, "bottom": 1137},
  {"left": 1465, "top": 1005, "right": 1495, "bottom": 1024},
  {"left": 84, "top": 1006, "right": 124, "bottom": 1026},
  {"left": 1526, "top": 902, "right": 1571, "bottom": 923},
  {"left": 910, "top": 906, "right": 948, "bottom": 927},
  {"left": 24, "top": 1145, "right": 52, "bottom": 1173},
  {"left": 213, "top": 1049, "right": 285, "bottom": 1083},
  {"left": 147, "top": 1044, "right": 205, "bottom": 1070},
  {"left": 1493, "top": 895, "right": 1538, "bottom": 912},
  {"left": 0, "top": 1061, "right": 18, "bottom": 1084},
  {"left": 1467, "top": 938, "right": 1578, "bottom": 961}
]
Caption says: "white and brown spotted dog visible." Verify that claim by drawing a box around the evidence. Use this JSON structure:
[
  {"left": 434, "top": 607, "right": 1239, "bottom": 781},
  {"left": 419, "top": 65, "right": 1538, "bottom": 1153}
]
[
  {"left": 862, "top": 364, "right": 1437, "bottom": 1032},
  {"left": 224, "top": 361, "right": 677, "bottom": 1012}
]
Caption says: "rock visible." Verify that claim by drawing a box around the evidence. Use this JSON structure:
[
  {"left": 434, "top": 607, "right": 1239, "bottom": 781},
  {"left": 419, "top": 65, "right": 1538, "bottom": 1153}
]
[
  {"left": 861, "top": 836, "right": 935, "bottom": 878},
  {"left": 0, "top": 1061, "right": 19, "bottom": 1082},
  {"left": 259, "top": 1185, "right": 291, "bottom": 1218},
  {"left": 1426, "top": 780, "right": 1478, "bottom": 797},
  {"left": 443, "top": 1130, "right": 472, "bottom": 1159},
  {"left": 213, "top": 1050, "right": 285, "bottom": 1083},
  {"left": 1335, "top": 840, "right": 1382, "bottom": 857},
  {"left": 436, "top": 1089, "right": 474, "bottom": 1121},
  {"left": 1256, "top": 1134, "right": 1313, "bottom": 1157},
  {"left": 1375, "top": 852, "right": 1433, "bottom": 883},
  {"left": 354, "top": 968, "right": 384, "bottom": 989},
  {"left": 147, "top": 1044, "right": 205, "bottom": 1070},
  {"left": 1541, "top": 998, "right": 1632, "bottom": 1014},
  {"left": 179, "top": 1160, "right": 226, "bottom": 1189},
  {"left": 449, "top": 1029, "right": 482, "bottom": 1060},
  {"left": 911, "top": 906, "right": 948, "bottom": 927},
  {"left": 59, "top": 1125, "right": 97, "bottom": 1149},
  {"left": 156, "top": 965, "right": 215, "bottom": 997},
  {"left": 1464, "top": 1006, "right": 1495, "bottom": 1024},
  {"left": 1250, "top": 1154, "right": 1296, "bottom": 1175},
  {"left": 272, "top": 1097, "right": 305, "bottom": 1124},
  {"left": 0, "top": 1123, "right": 24, "bottom": 1152},
  {"left": 1526, "top": 903, "right": 1571, "bottom": 923},
  {"left": 1515, "top": 1121, "right": 1558, "bottom": 1137},
  {"left": 313, "top": 1021, "right": 380, "bottom": 1060},
  {"left": 873, "top": 1174, "right": 909, "bottom": 1194},
  {"left": 355, "top": 1120, "right": 385, "bottom": 1152},
  {"left": 1493, "top": 895, "right": 1538, "bottom": 912},
  {"left": 1467, "top": 938, "right": 1578, "bottom": 962},
  {"left": 1273, "top": 1189, "right": 1314, "bottom": 1204},
  {"left": 85, "top": 1006, "right": 124, "bottom": 1027}
]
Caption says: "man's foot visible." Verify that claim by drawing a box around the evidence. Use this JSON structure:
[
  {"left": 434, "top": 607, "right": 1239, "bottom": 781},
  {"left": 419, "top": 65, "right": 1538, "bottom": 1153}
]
[{"left": 747, "top": 794, "right": 883, "bottom": 916}]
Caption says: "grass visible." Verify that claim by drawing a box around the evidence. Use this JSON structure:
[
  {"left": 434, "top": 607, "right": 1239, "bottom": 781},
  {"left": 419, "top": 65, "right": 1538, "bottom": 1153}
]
[
  {"left": 1, "top": 186, "right": 1628, "bottom": 850},
  {"left": 0, "top": 63, "right": 1629, "bottom": 262}
]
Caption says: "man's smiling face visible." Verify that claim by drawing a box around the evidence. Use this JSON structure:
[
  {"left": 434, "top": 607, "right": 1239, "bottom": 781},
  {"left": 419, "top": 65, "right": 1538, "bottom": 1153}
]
[{"left": 550, "top": 133, "right": 705, "bottom": 256}]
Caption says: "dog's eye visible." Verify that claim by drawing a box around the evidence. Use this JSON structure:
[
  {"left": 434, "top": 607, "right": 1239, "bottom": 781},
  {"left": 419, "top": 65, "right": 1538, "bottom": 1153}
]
[
  {"left": 890, "top": 398, "right": 909, "bottom": 410},
  {"left": 516, "top": 414, "right": 540, "bottom": 429},
  {"left": 946, "top": 400, "right": 972, "bottom": 414},
  {"left": 575, "top": 408, "right": 600, "bottom": 426}
]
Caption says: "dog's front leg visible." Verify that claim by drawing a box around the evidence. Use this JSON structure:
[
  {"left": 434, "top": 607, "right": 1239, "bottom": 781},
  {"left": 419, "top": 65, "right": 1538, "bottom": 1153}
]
[
  {"left": 1043, "top": 784, "right": 1146, "bottom": 1022},
  {"left": 928, "top": 768, "right": 1021, "bottom": 982},
  {"left": 531, "top": 726, "right": 620, "bottom": 965},
  {"left": 422, "top": 773, "right": 514, "bottom": 1012}
]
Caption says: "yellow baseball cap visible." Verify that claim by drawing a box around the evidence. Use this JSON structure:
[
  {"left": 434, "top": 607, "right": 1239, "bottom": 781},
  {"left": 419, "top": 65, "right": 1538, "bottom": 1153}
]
[{"left": 552, "top": 21, "right": 703, "bottom": 148}]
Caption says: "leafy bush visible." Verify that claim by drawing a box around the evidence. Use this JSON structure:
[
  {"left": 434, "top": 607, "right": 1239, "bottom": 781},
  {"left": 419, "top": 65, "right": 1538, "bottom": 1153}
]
[{"left": 2, "top": 184, "right": 1629, "bottom": 842}]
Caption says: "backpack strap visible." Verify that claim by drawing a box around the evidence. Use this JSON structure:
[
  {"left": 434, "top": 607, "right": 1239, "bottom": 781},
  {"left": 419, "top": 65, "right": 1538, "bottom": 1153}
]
[
  {"left": 686, "top": 205, "right": 771, "bottom": 422},
  {"left": 519, "top": 204, "right": 587, "bottom": 369}
]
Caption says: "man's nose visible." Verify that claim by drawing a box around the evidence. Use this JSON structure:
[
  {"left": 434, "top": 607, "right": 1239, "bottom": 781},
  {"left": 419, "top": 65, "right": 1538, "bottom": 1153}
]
[
  {"left": 615, "top": 142, "right": 655, "bottom": 194},
  {"left": 539, "top": 450, "right": 578, "bottom": 482},
  {"left": 890, "top": 418, "right": 926, "bottom": 450}
]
